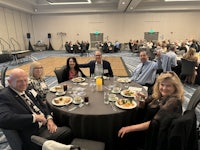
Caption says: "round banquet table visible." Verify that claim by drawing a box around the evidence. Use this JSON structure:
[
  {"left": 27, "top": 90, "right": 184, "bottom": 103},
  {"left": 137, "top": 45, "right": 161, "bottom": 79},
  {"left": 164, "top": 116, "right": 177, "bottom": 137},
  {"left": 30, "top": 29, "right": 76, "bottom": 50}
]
[{"left": 46, "top": 77, "right": 147, "bottom": 150}]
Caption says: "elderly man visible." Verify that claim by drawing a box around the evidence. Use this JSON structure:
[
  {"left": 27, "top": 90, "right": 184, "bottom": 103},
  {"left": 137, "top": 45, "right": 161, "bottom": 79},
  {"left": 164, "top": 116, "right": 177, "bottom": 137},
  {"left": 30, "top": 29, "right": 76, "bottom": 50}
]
[
  {"left": 0, "top": 68, "right": 72, "bottom": 150},
  {"left": 79, "top": 50, "right": 113, "bottom": 77},
  {"left": 130, "top": 50, "right": 160, "bottom": 94}
]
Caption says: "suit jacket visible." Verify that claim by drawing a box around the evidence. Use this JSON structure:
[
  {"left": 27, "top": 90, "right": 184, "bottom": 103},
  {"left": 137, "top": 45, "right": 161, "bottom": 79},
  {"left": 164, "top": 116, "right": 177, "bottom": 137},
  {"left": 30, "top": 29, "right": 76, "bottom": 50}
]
[
  {"left": 79, "top": 60, "right": 113, "bottom": 77},
  {"left": 0, "top": 86, "right": 51, "bottom": 148}
]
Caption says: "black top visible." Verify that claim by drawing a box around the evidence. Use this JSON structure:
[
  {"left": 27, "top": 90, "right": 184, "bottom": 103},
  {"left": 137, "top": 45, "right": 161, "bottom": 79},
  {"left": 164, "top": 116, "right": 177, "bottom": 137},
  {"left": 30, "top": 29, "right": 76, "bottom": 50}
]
[{"left": 62, "top": 66, "right": 86, "bottom": 82}]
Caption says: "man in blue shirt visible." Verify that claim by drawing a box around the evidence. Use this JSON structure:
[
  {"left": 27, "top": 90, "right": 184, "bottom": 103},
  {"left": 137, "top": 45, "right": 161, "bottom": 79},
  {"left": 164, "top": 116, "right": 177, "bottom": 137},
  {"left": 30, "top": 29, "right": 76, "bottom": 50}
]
[{"left": 130, "top": 50, "right": 160, "bottom": 94}]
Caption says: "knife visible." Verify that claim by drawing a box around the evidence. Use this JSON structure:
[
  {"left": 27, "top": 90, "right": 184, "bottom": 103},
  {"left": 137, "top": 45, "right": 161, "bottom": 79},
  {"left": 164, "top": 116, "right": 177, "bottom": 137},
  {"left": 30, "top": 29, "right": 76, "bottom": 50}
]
[{"left": 68, "top": 106, "right": 77, "bottom": 112}]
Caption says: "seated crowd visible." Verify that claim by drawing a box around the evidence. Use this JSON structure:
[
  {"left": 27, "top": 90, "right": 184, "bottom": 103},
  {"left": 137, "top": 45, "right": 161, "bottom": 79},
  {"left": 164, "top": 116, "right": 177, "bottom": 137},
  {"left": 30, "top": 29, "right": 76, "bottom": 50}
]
[
  {"left": 65, "top": 40, "right": 90, "bottom": 54},
  {"left": 96, "top": 40, "right": 121, "bottom": 53},
  {"left": 128, "top": 38, "right": 200, "bottom": 85}
]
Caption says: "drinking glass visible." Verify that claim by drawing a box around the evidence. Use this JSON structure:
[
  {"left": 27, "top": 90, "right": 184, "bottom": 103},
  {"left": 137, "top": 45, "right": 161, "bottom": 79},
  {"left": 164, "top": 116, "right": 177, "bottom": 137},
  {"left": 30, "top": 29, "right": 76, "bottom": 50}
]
[
  {"left": 84, "top": 95, "right": 89, "bottom": 105},
  {"left": 91, "top": 74, "right": 95, "bottom": 82},
  {"left": 104, "top": 91, "right": 109, "bottom": 104}
]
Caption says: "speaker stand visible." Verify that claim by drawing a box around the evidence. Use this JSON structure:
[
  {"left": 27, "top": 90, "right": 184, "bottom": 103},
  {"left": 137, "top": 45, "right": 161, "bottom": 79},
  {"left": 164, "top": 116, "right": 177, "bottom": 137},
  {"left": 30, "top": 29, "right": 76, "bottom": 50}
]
[
  {"left": 48, "top": 39, "right": 54, "bottom": 50},
  {"left": 28, "top": 39, "right": 34, "bottom": 51}
]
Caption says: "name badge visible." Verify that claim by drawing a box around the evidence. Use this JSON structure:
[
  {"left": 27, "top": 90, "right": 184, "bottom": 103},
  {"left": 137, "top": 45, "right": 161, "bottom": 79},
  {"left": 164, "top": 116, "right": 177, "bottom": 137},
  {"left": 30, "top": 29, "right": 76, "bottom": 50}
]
[
  {"left": 40, "top": 82, "right": 47, "bottom": 89},
  {"left": 30, "top": 89, "right": 38, "bottom": 97},
  {"left": 104, "top": 69, "right": 109, "bottom": 73}
]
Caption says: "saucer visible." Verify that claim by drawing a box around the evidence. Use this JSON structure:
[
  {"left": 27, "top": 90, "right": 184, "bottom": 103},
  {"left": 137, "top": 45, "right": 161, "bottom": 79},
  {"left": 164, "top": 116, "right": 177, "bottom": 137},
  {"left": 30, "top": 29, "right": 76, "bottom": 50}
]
[{"left": 55, "top": 91, "right": 66, "bottom": 96}]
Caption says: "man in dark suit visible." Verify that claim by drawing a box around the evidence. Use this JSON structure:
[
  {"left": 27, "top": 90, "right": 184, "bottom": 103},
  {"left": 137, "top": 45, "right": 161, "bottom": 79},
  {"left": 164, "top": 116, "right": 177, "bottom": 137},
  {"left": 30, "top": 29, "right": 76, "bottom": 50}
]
[
  {"left": 79, "top": 50, "right": 113, "bottom": 77},
  {"left": 0, "top": 68, "right": 72, "bottom": 150}
]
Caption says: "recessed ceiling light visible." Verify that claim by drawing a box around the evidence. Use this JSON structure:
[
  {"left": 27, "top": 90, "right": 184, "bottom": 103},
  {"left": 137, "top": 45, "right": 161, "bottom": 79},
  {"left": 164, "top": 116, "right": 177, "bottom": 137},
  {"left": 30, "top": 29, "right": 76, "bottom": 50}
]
[
  {"left": 165, "top": 0, "right": 200, "bottom": 1},
  {"left": 48, "top": 0, "right": 91, "bottom": 5},
  {"left": 122, "top": 2, "right": 126, "bottom": 5}
]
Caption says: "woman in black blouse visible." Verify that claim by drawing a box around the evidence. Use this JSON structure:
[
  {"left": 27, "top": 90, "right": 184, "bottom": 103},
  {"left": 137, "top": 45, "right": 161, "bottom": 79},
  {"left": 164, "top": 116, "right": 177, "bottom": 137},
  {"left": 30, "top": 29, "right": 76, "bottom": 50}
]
[
  {"left": 118, "top": 71, "right": 184, "bottom": 150},
  {"left": 62, "top": 57, "right": 86, "bottom": 81}
]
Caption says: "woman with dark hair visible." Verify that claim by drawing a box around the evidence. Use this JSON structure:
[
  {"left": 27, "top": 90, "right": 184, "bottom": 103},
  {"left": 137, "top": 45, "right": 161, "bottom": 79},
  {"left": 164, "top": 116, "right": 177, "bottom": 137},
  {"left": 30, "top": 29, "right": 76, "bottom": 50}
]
[{"left": 62, "top": 57, "right": 86, "bottom": 81}]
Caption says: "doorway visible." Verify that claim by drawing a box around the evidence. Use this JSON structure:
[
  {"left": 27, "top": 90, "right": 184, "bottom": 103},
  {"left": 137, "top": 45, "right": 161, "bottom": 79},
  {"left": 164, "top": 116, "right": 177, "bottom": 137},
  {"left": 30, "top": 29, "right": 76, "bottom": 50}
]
[{"left": 90, "top": 33, "right": 103, "bottom": 48}]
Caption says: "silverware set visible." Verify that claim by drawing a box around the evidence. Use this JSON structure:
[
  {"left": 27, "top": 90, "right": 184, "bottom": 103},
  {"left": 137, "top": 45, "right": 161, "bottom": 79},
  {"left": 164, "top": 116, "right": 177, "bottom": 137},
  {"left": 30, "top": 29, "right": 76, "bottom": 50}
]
[
  {"left": 68, "top": 103, "right": 84, "bottom": 112},
  {"left": 110, "top": 102, "right": 117, "bottom": 111}
]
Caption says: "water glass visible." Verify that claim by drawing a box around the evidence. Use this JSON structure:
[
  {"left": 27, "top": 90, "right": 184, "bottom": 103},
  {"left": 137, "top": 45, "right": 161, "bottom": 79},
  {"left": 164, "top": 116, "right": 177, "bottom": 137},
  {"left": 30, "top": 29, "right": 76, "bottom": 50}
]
[
  {"left": 137, "top": 95, "right": 145, "bottom": 108},
  {"left": 104, "top": 91, "right": 109, "bottom": 104},
  {"left": 91, "top": 74, "right": 95, "bottom": 82}
]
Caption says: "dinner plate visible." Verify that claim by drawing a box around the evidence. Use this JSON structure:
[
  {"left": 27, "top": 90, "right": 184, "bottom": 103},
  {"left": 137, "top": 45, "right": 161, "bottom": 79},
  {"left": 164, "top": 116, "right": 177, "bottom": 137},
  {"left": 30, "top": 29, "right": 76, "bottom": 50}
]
[
  {"left": 49, "top": 86, "right": 57, "bottom": 93},
  {"left": 52, "top": 96, "right": 73, "bottom": 106},
  {"left": 115, "top": 99, "right": 137, "bottom": 109},
  {"left": 49, "top": 85, "right": 62, "bottom": 93},
  {"left": 120, "top": 89, "right": 136, "bottom": 98},
  {"left": 117, "top": 78, "right": 131, "bottom": 83},
  {"left": 71, "top": 77, "right": 85, "bottom": 83}
]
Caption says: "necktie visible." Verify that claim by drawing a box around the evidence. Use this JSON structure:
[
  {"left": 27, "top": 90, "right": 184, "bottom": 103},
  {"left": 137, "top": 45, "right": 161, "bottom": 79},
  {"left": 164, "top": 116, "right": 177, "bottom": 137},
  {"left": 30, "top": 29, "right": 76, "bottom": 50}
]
[
  {"left": 139, "top": 63, "right": 144, "bottom": 75},
  {"left": 21, "top": 94, "right": 43, "bottom": 115}
]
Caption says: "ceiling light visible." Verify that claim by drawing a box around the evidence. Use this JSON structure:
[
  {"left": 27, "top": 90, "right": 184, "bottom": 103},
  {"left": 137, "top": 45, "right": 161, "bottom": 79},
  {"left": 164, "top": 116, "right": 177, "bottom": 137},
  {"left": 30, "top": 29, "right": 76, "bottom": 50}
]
[
  {"left": 165, "top": 0, "right": 200, "bottom": 1},
  {"left": 48, "top": 0, "right": 91, "bottom": 5},
  {"left": 122, "top": 2, "right": 126, "bottom": 5}
]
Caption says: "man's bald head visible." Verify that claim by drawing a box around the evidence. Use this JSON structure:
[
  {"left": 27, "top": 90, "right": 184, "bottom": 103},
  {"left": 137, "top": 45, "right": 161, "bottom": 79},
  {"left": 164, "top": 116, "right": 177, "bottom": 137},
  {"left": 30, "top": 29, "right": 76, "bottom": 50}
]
[{"left": 8, "top": 68, "right": 28, "bottom": 92}]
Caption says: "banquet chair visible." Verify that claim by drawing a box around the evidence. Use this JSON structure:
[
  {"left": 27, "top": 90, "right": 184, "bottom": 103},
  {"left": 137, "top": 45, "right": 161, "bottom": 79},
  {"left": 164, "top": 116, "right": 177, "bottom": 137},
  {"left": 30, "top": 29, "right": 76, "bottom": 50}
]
[
  {"left": 180, "top": 58, "right": 196, "bottom": 77},
  {"left": 186, "top": 86, "right": 200, "bottom": 111},
  {"left": 1, "top": 129, "right": 22, "bottom": 150},
  {"left": 31, "top": 135, "right": 105, "bottom": 150},
  {"left": 1, "top": 66, "right": 8, "bottom": 87},
  {"left": 54, "top": 66, "right": 65, "bottom": 83},
  {"left": 168, "top": 109, "right": 198, "bottom": 150},
  {"left": 145, "top": 109, "right": 198, "bottom": 150}
]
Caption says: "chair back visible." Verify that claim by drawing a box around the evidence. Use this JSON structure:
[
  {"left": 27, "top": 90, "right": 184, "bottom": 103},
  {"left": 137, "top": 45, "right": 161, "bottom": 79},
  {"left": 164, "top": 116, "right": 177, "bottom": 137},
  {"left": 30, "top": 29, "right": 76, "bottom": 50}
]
[
  {"left": 54, "top": 66, "right": 65, "bottom": 83},
  {"left": 2, "top": 129, "right": 22, "bottom": 150},
  {"left": 180, "top": 58, "right": 196, "bottom": 76},
  {"left": 168, "top": 109, "right": 198, "bottom": 150},
  {"left": 186, "top": 86, "right": 200, "bottom": 110},
  {"left": 161, "top": 54, "right": 172, "bottom": 72},
  {"left": 1, "top": 66, "right": 8, "bottom": 87}
]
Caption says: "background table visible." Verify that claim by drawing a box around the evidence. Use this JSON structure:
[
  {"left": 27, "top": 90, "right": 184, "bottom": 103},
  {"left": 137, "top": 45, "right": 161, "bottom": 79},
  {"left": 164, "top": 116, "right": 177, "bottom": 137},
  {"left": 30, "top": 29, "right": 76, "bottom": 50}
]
[{"left": 46, "top": 78, "right": 147, "bottom": 150}]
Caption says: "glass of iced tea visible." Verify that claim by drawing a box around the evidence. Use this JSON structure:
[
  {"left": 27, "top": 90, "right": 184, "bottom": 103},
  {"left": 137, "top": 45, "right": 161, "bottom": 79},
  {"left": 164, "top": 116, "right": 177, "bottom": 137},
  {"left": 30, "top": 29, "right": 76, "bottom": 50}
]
[
  {"left": 84, "top": 96, "right": 89, "bottom": 105},
  {"left": 63, "top": 84, "right": 68, "bottom": 91}
]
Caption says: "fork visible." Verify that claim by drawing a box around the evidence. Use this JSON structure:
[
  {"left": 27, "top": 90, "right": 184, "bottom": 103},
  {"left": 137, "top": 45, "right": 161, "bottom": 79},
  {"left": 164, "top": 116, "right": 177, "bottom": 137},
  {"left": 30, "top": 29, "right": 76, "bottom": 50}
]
[
  {"left": 110, "top": 102, "right": 117, "bottom": 111},
  {"left": 68, "top": 103, "right": 84, "bottom": 111}
]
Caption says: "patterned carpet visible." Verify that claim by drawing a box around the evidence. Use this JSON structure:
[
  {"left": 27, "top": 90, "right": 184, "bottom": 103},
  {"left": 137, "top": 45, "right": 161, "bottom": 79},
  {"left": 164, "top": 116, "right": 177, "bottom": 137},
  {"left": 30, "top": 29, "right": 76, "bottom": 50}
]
[
  {"left": 0, "top": 50, "right": 199, "bottom": 150},
  {"left": 6, "top": 56, "right": 129, "bottom": 77}
]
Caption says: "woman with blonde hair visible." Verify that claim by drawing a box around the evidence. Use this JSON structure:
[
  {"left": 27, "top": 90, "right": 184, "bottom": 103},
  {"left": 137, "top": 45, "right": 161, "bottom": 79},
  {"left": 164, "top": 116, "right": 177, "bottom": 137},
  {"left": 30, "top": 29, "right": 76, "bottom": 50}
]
[
  {"left": 28, "top": 61, "right": 49, "bottom": 101},
  {"left": 118, "top": 71, "right": 184, "bottom": 149},
  {"left": 183, "top": 47, "right": 198, "bottom": 84}
]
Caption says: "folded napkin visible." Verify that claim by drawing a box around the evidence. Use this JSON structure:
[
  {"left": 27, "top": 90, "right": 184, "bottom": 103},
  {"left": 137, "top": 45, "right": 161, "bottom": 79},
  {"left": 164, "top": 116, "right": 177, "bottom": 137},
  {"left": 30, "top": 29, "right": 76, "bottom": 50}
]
[
  {"left": 128, "top": 87, "right": 142, "bottom": 92},
  {"left": 42, "top": 140, "right": 73, "bottom": 150}
]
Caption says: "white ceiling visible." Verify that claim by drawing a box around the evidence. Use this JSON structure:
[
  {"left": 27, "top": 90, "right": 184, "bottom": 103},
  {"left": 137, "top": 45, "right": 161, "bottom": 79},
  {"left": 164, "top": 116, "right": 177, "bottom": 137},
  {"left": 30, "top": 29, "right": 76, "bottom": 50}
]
[{"left": 0, "top": 0, "right": 200, "bottom": 14}]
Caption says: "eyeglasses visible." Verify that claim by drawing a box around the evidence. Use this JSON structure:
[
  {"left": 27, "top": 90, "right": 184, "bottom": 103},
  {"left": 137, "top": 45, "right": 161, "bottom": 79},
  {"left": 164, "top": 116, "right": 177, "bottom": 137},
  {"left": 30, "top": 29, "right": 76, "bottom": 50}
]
[{"left": 95, "top": 55, "right": 102, "bottom": 57}]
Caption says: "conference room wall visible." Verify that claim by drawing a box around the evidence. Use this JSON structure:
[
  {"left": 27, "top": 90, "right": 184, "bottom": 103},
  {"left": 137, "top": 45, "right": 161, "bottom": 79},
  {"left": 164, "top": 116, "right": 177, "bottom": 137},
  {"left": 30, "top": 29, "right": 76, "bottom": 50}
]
[
  {"left": 0, "top": 7, "right": 34, "bottom": 53},
  {"left": 32, "top": 12, "right": 200, "bottom": 50},
  {"left": 0, "top": 5, "right": 200, "bottom": 52}
]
